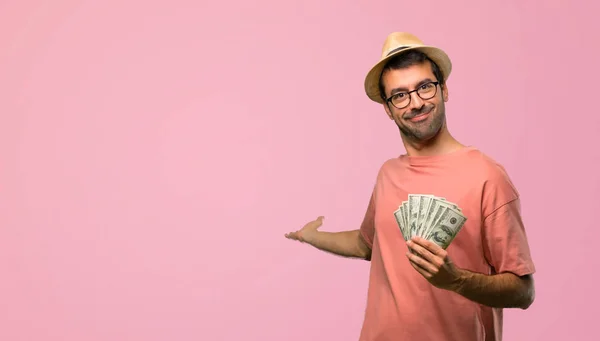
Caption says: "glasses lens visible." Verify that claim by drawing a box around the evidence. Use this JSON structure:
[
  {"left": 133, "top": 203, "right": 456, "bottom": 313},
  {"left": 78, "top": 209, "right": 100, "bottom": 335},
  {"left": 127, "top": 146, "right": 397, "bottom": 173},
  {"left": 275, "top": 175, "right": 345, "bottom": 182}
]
[
  {"left": 418, "top": 83, "right": 437, "bottom": 99},
  {"left": 391, "top": 94, "right": 409, "bottom": 108}
]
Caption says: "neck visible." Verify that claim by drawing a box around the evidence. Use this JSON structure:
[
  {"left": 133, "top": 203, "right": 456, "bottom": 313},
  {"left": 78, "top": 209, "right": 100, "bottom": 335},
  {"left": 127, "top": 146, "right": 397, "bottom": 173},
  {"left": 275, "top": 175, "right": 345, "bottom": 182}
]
[{"left": 401, "top": 125, "right": 464, "bottom": 157}]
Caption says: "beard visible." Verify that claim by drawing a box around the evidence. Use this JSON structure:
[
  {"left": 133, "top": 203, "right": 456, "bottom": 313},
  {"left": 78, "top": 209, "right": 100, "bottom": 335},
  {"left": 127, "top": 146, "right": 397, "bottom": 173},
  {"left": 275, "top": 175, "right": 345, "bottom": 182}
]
[{"left": 397, "top": 103, "right": 446, "bottom": 142}]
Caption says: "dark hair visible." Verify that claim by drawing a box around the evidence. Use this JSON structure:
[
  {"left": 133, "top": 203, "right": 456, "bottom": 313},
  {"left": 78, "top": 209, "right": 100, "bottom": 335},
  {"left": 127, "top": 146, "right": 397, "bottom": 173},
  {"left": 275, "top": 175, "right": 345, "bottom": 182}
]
[{"left": 378, "top": 50, "right": 445, "bottom": 102}]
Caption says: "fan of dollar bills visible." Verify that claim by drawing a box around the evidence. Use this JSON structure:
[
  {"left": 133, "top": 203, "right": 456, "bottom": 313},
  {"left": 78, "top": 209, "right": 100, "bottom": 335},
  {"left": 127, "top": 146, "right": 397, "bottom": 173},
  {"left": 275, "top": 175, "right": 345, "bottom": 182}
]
[{"left": 394, "top": 194, "right": 468, "bottom": 250}]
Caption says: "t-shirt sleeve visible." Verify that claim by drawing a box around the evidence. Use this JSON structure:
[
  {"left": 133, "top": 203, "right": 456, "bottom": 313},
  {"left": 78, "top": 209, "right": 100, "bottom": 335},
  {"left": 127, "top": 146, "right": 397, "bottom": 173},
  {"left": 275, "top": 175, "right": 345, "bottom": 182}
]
[
  {"left": 481, "top": 173, "right": 536, "bottom": 276},
  {"left": 359, "top": 190, "right": 376, "bottom": 250}
]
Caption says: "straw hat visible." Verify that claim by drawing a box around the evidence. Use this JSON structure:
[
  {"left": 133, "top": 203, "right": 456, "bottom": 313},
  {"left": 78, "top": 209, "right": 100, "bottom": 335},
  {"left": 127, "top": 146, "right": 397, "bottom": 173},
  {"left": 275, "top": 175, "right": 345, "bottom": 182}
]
[{"left": 364, "top": 32, "right": 452, "bottom": 104}]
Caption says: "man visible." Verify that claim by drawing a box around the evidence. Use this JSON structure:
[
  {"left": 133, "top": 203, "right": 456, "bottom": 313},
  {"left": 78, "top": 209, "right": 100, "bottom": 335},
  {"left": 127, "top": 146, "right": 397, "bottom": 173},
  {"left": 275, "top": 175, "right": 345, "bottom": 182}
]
[{"left": 284, "top": 32, "right": 536, "bottom": 341}]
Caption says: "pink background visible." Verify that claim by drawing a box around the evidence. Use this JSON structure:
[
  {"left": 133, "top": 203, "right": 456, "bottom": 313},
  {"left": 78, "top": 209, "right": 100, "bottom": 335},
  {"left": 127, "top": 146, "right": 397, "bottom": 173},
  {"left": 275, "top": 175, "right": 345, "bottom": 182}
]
[{"left": 1, "top": 0, "right": 598, "bottom": 340}]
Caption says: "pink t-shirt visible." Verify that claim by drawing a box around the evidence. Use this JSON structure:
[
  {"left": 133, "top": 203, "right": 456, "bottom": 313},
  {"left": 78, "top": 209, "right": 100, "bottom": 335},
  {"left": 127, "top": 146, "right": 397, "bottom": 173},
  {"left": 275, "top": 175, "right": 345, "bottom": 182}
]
[{"left": 358, "top": 146, "right": 536, "bottom": 341}]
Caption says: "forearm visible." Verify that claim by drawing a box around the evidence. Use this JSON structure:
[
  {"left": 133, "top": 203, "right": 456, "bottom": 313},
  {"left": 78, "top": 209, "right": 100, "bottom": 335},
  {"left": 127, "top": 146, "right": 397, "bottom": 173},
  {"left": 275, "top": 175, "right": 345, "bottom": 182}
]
[
  {"left": 453, "top": 270, "right": 535, "bottom": 309},
  {"left": 302, "top": 229, "right": 371, "bottom": 260}
]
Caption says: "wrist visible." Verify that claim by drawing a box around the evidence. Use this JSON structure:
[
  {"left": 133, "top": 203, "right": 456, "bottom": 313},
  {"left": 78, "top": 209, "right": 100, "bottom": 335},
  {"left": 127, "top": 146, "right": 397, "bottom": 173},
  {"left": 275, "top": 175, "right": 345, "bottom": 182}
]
[
  {"left": 299, "top": 230, "right": 318, "bottom": 244},
  {"left": 450, "top": 268, "right": 471, "bottom": 293}
]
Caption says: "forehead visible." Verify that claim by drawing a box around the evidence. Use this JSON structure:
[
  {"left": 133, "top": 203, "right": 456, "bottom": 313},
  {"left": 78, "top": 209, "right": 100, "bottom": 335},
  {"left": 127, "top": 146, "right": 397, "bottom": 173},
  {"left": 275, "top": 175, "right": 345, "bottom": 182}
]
[{"left": 381, "top": 61, "right": 436, "bottom": 93}]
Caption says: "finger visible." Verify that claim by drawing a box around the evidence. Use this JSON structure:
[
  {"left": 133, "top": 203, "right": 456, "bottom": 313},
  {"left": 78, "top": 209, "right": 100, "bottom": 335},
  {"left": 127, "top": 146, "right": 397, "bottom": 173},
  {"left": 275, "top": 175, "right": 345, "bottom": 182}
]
[
  {"left": 285, "top": 231, "right": 299, "bottom": 240},
  {"left": 407, "top": 240, "right": 438, "bottom": 264},
  {"left": 412, "top": 237, "right": 446, "bottom": 257},
  {"left": 410, "top": 236, "right": 437, "bottom": 251},
  {"left": 406, "top": 250, "right": 437, "bottom": 274},
  {"left": 406, "top": 253, "right": 433, "bottom": 278},
  {"left": 314, "top": 216, "right": 325, "bottom": 227},
  {"left": 286, "top": 230, "right": 306, "bottom": 242},
  {"left": 408, "top": 241, "right": 445, "bottom": 270},
  {"left": 304, "top": 216, "right": 325, "bottom": 231}
]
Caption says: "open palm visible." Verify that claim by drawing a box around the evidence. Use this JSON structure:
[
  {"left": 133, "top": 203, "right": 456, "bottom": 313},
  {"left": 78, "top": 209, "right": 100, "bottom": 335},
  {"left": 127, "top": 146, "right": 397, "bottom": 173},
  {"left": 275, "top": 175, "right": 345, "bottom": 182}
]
[{"left": 284, "top": 216, "right": 324, "bottom": 242}]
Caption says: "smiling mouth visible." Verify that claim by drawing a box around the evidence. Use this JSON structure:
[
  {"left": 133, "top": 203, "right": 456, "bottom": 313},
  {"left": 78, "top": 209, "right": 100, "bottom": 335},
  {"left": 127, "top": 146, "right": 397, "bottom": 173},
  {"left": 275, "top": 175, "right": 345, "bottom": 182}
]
[{"left": 406, "top": 109, "right": 432, "bottom": 123}]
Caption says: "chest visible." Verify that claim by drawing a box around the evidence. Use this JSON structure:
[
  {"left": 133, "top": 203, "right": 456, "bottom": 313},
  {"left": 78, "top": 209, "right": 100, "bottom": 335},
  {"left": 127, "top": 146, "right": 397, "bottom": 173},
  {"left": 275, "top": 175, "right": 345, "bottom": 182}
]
[{"left": 372, "top": 169, "right": 485, "bottom": 262}]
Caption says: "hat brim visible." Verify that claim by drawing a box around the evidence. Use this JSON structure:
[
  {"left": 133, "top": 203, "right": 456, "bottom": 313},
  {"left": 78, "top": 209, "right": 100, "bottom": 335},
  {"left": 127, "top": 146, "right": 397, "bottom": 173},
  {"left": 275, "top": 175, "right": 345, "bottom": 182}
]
[{"left": 364, "top": 46, "right": 452, "bottom": 104}]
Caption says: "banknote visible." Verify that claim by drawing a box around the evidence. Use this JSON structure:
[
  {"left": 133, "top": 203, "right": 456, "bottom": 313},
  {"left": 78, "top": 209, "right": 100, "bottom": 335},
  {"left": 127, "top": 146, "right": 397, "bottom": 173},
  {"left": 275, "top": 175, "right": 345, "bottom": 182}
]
[
  {"left": 393, "top": 194, "right": 467, "bottom": 249},
  {"left": 408, "top": 194, "right": 420, "bottom": 239},
  {"left": 427, "top": 206, "right": 467, "bottom": 249}
]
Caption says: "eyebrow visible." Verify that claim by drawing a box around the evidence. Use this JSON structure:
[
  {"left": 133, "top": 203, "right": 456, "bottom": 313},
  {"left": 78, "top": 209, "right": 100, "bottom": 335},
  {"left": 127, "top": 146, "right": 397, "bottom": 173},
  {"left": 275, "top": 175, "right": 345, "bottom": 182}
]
[{"left": 389, "top": 78, "right": 435, "bottom": 96}]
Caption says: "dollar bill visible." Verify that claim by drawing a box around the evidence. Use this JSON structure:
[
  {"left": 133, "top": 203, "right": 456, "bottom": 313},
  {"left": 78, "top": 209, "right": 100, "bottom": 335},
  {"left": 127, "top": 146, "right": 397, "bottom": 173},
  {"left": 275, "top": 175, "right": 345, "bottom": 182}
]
[
  {"left": 393, "top": 207, "right": 404, "bottom": 239},
  {"left": 408, "top": 194, "right": 421, "bottom": 239},
  {"left": 422, "top": 197, "right": 458, "bottom": 239},
  {"left": 400, "top": 202, "right": 408, "bottom": 240},
  {"left": 393, "top": 201, "right": 408, "bottom": 241},
  {"left": 427, "top": 206, "right": 467, "bottom": 249},
  {"left": 393, "top": 194, "right": 467, "bottom": 250},
  {"left": 402, "top": 201, "right": 409, "bottom": 237},
  {"left": 421, "top": 198, "right": 446, "bottom": 238}
]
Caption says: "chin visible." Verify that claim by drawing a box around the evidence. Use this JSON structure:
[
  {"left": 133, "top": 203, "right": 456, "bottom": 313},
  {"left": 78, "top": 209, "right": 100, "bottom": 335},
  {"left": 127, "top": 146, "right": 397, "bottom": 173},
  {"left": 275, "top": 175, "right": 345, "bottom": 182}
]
[{"left": 410, "top": 124, "right": 444, "bottom": 142}]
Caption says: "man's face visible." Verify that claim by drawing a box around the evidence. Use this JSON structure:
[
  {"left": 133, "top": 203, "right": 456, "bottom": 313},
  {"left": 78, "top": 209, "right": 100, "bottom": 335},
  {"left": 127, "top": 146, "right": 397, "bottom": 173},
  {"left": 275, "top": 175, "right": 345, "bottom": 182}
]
[{"left": 381, "top": 61, "right": 449, "bottom": 142}]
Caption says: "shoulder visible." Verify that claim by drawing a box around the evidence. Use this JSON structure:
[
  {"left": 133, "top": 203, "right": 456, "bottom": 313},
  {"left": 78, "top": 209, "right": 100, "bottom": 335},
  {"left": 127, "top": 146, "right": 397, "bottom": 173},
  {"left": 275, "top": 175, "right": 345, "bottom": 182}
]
[
  {"left": 380, "top": 156, "right": 402, "bottom": 171},
  {"left": 365, "top": 156, "right": 406, "bottom": 196},
  {"left": 465, "top": 149, "right": 515, "bottom": 184},
  {"left": 375, "top": 156, "right": 406, "bottom": 180},
  {"left": 465, "top": 148, "right": 520, "bottom": 217}
]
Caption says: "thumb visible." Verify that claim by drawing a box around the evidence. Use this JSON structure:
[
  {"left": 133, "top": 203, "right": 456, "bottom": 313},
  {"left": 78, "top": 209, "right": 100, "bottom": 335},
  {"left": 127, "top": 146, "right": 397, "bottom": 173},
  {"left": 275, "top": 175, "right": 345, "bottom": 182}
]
[{"left": 314, "top": 216, "right": 325, "bottom": 227}]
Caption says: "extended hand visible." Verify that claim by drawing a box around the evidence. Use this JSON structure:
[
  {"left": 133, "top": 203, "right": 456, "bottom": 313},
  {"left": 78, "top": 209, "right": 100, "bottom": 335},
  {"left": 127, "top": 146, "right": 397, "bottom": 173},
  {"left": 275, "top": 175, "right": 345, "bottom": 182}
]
[
  {"left": 406, "top": 237, "right": 464, "bottom": 291},
  {"left": 284, "top": 216, "right": 324, "bottom": 243}
]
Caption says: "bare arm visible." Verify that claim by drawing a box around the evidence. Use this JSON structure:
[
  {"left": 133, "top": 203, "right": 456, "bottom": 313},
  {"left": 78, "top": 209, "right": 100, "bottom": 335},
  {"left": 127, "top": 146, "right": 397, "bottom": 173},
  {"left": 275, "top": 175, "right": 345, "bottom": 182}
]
[
  {"left": 453, "top": 270, "right": 535, "bottom": 309},
  {"left": 301, "top": 229, "right": 372, "bottom": 260},
  {"left": 285, "top": 216, "right": 372, "bottom": 260},
  {"left": 407, "top": 237, "right": 535, "bottom": 309}
]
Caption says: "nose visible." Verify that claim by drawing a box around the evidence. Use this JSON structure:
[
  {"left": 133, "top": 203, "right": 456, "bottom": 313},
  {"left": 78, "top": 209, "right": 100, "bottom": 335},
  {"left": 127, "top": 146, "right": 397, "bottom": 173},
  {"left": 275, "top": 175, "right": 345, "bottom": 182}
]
[{"left": 408, "top": 91, "right": 424, "bottom": 110}]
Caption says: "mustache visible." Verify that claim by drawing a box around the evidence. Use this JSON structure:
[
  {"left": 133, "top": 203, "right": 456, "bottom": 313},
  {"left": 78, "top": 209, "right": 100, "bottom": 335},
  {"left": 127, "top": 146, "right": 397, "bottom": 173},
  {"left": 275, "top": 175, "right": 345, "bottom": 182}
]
[{"left": 403, "top": 104, "right": 434, "bottom": 119}]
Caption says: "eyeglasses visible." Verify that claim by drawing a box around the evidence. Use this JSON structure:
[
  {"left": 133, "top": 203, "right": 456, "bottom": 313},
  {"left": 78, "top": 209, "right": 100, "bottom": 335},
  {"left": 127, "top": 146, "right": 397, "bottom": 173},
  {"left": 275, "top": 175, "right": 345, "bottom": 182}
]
[{"left": 386, "top": 81, "right": 440, "bottom": 109}]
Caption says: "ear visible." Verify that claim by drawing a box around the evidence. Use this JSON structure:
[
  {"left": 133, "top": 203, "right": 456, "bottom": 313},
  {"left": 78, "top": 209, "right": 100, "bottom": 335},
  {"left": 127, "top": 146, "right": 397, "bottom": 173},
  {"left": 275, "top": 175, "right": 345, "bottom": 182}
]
[
  {"left": 383, "top": 102, "right": 394, "bottom": 120},
  {"left": 441, "top": 84, "right": 449, "bottom": 102},
  {"left": 379, "top": 78, "right": 394, "bottom": 120}
]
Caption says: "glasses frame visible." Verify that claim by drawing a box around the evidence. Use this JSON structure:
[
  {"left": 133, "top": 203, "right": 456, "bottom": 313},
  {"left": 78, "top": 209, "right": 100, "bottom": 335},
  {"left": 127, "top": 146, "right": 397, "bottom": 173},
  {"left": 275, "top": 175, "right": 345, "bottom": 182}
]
[{"left": 385, "top": 81, "right": 440, "bottom": 110}]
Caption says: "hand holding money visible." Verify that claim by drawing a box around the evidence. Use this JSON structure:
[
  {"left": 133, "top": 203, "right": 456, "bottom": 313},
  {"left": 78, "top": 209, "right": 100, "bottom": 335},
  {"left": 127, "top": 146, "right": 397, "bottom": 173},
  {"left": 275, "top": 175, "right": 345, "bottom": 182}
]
[
  {"left": 393, "top": 194, "right": 467, "bottom": 249},
  {"left": 394, "top": 194, "right": 468, "bottom": 290},
  {"left": 406, "top": 236, "right": 465, "bottom": 291}
]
